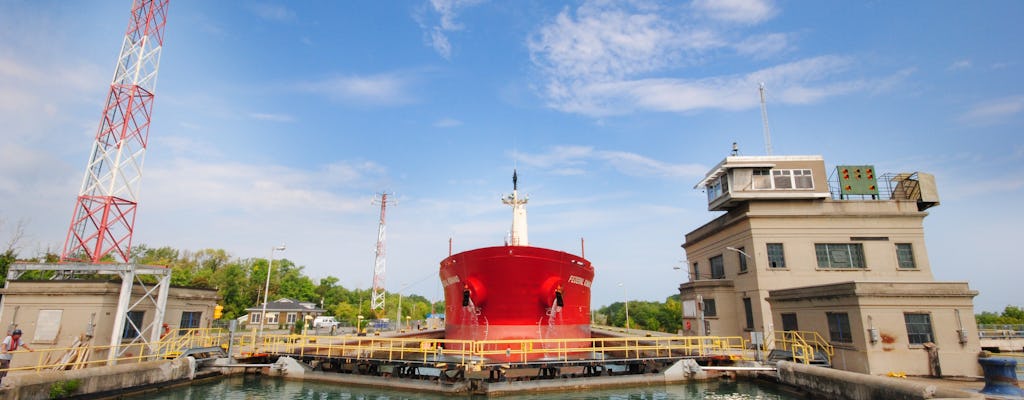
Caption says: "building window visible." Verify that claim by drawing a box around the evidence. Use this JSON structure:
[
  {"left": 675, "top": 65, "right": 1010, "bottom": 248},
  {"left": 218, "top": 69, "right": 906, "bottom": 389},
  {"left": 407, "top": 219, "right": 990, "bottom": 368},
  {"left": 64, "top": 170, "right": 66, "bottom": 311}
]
[
  {"left": 707, "top": 175, "right": 729, "bottom": 202},
  {"left": 826, "top": 312, "right": 852, "bottom": 343},
  {"left": 286, "top": 313, "right": 297, "bottom": 324},
  {"left": 180, "top": 311, "right": 202, "bottom": 333},
  {"left": 709, "top": 255, "right": 725, "bottom": 279},
  {"left": 904, "top": 313, "right": 934, "bottom": 345},
  {"left": 815, "top": 243, "right": 866, "bottom": 269},
  {"left": 123, "top": 311, "right": 145, "bottom": 339},
  {"left": 692, "top": 262, "right": 700, "bottom": 280},
  {"left": 755, "top": 169, "right": 814, "bottom": 190},
  {"left": 737, "top": 246, "right": 748, "bottom": 272},
  {"left": 753, "top": 169, "right": 772, "bottom": 189},
  {"left": 767, "top": 243, "right": 786, "bottom": 268},
  {"left": 251, "top": 312, "right": 262, "bottom": 324},
  {"left": 896, "top": 243, "right": 917, "bottom": 269},
  {"left": 703, "top": 298, "right": 717, "bottom": 317},
  {"left": 267, "top": 312, "right": 279, "bottom": 324},
  {"left": 781, "top": 313, "right": 799, "bottom": 332},
  {"left": 743, "top": 298, "right": 754, "bottom": 330}
]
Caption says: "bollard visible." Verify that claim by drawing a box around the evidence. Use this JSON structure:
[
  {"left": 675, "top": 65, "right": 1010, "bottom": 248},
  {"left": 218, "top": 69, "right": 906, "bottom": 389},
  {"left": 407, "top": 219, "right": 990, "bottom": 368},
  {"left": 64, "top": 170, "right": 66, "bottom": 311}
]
[{"left": 978, "top": 357, "right": 1024, "bottom": 397}]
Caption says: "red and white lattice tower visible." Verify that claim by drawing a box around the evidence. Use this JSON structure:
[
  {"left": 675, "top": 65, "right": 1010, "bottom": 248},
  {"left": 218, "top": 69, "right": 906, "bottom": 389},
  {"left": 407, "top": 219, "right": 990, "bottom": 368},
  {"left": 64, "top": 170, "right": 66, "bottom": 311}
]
[
  {"left": 62, "top": 0, "right": 169, "bottom": 263},
  {"left": 370, "top": 193, "right": 391, "bottom": 315}
]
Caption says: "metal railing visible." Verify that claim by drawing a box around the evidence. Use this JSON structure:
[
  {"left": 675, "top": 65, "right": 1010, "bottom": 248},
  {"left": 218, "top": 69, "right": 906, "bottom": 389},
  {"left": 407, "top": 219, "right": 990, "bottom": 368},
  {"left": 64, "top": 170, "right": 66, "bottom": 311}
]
[
  {"left": 978, "top": 325, "right": 1024, "bottom": 339},
  {"left": 4, "top": 330, "right": 756, "bottom": 375},
  {"left": 773, "top": 330, "right": 833, "bottom": 365}
]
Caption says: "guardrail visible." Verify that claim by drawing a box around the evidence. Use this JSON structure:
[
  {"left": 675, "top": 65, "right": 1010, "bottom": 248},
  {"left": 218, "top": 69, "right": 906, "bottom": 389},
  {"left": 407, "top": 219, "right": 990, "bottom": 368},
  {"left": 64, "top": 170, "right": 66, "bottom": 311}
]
[
  {"left": 773, "top": 330, "right": 833, "bottom": 365},
  {"left": 4, "top": 330, "right": 755, "bottom": 374}
]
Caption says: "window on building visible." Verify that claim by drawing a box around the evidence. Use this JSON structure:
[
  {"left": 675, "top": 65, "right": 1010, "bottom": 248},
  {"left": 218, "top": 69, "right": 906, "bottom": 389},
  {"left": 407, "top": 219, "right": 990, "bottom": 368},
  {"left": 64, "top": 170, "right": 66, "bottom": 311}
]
[
  {"left": 709, "top": 255, "right": 725, "bottom": 279},
  {"left": 737, "top": 247, "right": 748, "bottom": 272},
  {"left": 753, "top": 169, "right": 772, "bottom": 189},
  {"left": 706, "top": 175, "right": 729, "bottom": 202},
  {"left": 781, "top": 313, "right": 799, "bottom": 332},
  {"left": 286, "top": 313, "right": 297, "bottom": 324},
  {"left": 250, "top": 312, "right": 262, "bottom": 324},
  {"left": 703, "top": 298, "right": 717, "bottom": 317},
  {"left": 767, "top": 243, "right": 786, "bottom": 268},
  {"left": 754, "top": 169, "right": 814, "bottom": 190},
  {"left": 896, "top": 243, "right": 917, "bottom": 269},
  {"left": 826, "top": 312, "right": 852, "bottom": 343},
  {"left": 692, "top": 262, "right": 700, "bottom": 280},
  {"left": 180, "top": 311, "right": 202, "bottom": 334},
  {"left": 904, "top": 313, "right": 934, "bottom": 345},
  {"left": 743, "top": 298, "right": 754, "bottom": 330},
  {"left": 123, "top": 311, "right": 145, "bottom": 339},
  {"left": 815, "top": 243, "right": 866, "bottom": 268},
  {"left": 267, "top": 312, "right": 279, "bottom": 324}
]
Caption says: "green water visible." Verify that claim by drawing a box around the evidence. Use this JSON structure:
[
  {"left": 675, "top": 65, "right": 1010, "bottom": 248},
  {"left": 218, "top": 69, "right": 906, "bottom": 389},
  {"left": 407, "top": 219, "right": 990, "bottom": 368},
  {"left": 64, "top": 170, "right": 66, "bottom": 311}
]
[{"left": 124, "top": 375, "right": 802, "bottom": 399}]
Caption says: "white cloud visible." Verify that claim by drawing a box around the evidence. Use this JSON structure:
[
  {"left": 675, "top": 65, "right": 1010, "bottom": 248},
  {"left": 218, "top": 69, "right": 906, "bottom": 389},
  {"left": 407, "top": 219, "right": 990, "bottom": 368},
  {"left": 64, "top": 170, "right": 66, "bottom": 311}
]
[
  {"left": 515, "top": 145, "right": 706, "bottom": 179},
  {"left": 947, "top": 59, "right": 972, "bottom": 71},
  {"left": 297, "top": 74, "right": 415, "bottom": 106},
  {"left": 527, "top": 1, "right": 888, "bottom": 117},
  {"left": 418, "top": 0, "right": 485, "bottom": 59},
  {"left": 734, "top": 32, "right": 790, "bottom": 59},
  {"left": 957, "top": 95, "right": 1024, "bottom": 126},
  {"left": 248, "top": 112, "right": 294, "bottom": 122},
  {"left": 433, "top": 117, "right": 463, "bottom": 128},
  {"left": 692, "top": 0, "right": 777, "bottom": 24},
  {"left": 249, "top": 3, "right": 296, "bottom": 22}
]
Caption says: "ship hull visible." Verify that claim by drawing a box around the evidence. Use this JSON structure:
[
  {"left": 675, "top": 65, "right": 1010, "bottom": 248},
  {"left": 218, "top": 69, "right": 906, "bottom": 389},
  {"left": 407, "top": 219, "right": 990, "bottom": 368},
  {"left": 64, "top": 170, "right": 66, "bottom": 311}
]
[{"left": 440, "top": 246, "right": 594, "bottom": 356}]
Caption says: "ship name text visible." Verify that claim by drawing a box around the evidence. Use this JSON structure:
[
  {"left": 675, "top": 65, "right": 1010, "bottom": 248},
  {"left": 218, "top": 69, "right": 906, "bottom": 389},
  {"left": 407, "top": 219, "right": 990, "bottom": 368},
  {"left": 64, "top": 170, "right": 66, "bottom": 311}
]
[
  {"left": 568, "top": 275, "right": 591, "bottom": 288},
  {"left": 442, "top": 275, "right": 461, "bottom": 288}
]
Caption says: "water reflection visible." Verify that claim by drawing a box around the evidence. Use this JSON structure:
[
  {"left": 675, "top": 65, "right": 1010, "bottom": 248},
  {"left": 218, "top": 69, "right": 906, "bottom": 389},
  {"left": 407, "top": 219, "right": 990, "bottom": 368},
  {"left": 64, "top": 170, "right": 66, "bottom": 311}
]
[{"left": 125, "top": 375, "right": 798, "bottom": 400}]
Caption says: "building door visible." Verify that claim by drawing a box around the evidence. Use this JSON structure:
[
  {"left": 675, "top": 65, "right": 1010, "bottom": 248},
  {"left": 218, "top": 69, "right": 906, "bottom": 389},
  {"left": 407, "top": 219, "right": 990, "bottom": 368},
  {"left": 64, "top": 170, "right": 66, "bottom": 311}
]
[{"left": 781, "top": 313, "right": 798, "bottom": 331}]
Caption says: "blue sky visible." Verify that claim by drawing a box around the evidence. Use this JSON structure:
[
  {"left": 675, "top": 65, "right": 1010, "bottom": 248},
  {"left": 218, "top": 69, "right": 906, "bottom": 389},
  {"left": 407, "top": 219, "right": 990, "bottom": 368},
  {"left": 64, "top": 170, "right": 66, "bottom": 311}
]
[{"left": 1, "top": 0, "right": 1021, "bottom": 312}]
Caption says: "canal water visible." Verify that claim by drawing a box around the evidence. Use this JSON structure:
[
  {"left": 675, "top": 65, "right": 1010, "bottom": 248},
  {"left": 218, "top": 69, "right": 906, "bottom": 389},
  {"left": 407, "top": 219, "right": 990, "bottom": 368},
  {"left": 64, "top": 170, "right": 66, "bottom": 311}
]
[{"left": 123, "top": 375, "right": 802, "bottom": 399}]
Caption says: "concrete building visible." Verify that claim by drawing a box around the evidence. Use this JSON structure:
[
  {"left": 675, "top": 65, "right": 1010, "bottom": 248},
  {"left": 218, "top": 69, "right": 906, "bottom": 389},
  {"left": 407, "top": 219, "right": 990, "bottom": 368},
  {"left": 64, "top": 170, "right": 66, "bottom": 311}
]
[
  {"left": 0, "top": 280, "right": 219, "bottom": 369},
  {"left": 680, "top": 154, "right": 981, "bottom": 376}
]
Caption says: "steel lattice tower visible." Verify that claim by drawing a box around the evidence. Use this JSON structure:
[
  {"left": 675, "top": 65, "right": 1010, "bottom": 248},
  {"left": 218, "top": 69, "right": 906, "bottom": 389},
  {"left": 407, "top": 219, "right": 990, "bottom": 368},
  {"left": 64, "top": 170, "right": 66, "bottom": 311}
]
[
  {"left": 62, "top": 0, "right": 169, "bottom": 263},
  {"left": 370, "top": 193, "right": 391, "bottom": 315}
]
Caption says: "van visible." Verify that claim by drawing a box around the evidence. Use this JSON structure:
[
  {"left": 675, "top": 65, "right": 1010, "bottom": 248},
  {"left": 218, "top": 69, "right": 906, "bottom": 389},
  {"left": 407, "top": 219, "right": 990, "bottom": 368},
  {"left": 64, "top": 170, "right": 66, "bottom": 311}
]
[{"left": 312, "top": 316, "right": 340, "bottom": 329}]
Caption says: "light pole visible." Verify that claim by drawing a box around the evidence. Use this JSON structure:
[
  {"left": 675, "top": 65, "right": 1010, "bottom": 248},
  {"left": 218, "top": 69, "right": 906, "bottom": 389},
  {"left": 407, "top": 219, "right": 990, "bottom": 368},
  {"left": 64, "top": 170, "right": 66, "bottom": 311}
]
[
  {"left": 357, "top": 315, "right": 364, "bottom": 334},
  {"left": 726, "top": 246, "right": 752, "bottom": 259},
  {"left": 618, "top": 283, "right": 629, "bottom": 333},
  {"left": 259, "top": 244, "right": 286, "bottom": 338}
]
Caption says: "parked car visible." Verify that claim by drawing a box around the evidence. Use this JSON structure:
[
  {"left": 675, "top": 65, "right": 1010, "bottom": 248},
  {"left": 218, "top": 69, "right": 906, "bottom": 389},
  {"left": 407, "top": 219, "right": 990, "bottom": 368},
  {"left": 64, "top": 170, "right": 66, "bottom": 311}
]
[{"left": 312, "top": 316, "right": 340, "bottom": 329}]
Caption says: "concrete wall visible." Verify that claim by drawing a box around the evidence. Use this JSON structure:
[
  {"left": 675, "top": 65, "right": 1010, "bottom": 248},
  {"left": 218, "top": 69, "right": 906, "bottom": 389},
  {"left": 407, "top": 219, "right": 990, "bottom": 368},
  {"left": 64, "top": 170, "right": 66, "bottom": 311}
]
[
  {"left": 0, "top": 358, "right": 195, "bottom": 400},
  {"left": 776, "top": 361, "right": 980, "bottom": 400}
]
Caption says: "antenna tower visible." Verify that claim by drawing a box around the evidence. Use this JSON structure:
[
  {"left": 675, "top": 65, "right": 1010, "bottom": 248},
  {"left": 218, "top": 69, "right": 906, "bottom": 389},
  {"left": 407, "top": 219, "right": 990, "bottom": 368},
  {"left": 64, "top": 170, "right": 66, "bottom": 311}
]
[
  {"left": 62, "top": 0, "right": 169, "bottom": 263},
  {"left": 759, "top": 82, "right": 773, "bottom": 155},
  {"left": 370, "top": 193, "right": 393, "bottom": 315}
]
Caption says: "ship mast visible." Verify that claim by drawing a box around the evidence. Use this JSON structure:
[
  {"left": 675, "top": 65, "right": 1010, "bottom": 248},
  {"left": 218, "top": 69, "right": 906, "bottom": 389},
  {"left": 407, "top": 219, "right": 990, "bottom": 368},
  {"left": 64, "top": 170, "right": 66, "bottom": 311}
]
[{"left": 502, "top": 170, "right": 529, "bottom": 246}]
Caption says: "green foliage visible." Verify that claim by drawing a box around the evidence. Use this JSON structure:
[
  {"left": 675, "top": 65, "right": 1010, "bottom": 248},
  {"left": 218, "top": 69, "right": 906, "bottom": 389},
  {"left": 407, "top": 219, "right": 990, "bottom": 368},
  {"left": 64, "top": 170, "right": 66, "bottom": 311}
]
[
  {"left": 49, "top": 379, "right": 81, "bottom": 399},
  {"left": 977, "top": 306, "right": 1024, "bottom": 325},
  {"left": 596, "top": 298, "right": 683, "bottom": 333}
]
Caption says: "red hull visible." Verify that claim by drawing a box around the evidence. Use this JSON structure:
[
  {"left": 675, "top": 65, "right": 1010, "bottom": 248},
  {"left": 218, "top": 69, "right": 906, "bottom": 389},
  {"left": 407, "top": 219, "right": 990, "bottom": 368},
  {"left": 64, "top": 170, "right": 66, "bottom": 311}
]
[{"left": 440, "top": 246, "right": 594, "bottom": 347}]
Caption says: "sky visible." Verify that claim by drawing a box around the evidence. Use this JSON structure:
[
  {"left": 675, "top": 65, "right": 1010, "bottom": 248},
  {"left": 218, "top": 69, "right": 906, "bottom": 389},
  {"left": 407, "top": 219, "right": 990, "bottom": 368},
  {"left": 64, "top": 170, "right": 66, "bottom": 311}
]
[{"left": 0, "top": 0, "right": 1021, "bottom": 312}]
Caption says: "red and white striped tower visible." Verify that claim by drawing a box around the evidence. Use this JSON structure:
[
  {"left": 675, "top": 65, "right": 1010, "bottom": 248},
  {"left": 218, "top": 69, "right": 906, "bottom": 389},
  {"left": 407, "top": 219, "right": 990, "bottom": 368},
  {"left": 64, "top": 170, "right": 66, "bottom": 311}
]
[
  {"left": 370, "top": 193, "right": 391, "bottom": 316},
  {"left": 62, "top": 0, "right": 169, "bottom": 263}
]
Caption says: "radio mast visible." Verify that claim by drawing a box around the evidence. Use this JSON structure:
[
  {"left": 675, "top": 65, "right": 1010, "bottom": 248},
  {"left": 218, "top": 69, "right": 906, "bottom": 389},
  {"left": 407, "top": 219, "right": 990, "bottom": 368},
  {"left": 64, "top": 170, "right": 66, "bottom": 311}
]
[
  {"left": 62, "top": 0, "right": 169, "bottom": 263},
  {"left": 759, "top": 82, "right": 774, "bottom": 156},
  {"left": 370, "top": 193, "right": 392, "bottom": 315}
]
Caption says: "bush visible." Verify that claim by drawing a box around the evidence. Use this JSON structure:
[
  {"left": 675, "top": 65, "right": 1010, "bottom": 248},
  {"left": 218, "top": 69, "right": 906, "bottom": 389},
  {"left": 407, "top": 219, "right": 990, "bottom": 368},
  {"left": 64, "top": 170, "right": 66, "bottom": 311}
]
[{"left": 49, "top": 379, "right": 81, "bottom": 399}]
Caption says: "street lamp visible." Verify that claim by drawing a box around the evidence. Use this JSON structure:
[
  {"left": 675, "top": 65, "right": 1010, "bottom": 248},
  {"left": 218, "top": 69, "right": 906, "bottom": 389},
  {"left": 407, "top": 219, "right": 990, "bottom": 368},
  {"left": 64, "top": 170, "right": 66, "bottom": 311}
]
[
  {"left": 259, "top": 244, "right": 286, "bottom": 338},
  {"left": 726, "top": 246, "right": 752, "bottom": 259},
  {"left": 357, "top": 315, "right": 364, "bottom": 334},
  {"left": 618, "top": 283, "right": 629, "bottom": 333}
]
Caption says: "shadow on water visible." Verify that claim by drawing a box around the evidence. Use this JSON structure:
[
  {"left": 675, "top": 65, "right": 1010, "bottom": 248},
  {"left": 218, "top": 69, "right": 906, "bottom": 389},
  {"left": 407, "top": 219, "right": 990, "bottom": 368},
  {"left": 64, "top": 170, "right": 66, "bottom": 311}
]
[{"left": 123, "top": 375, "right": 800, "bottom": 400}]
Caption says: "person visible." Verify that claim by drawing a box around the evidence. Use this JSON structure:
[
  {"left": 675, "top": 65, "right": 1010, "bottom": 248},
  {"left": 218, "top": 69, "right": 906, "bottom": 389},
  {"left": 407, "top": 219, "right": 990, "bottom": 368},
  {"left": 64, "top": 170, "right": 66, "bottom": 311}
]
[
  {"left": 160, "top": 323, "right": 172, "bottom": 340},
  {"left": 0, "top": 329, "right": 33, "bottom": 384}
]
